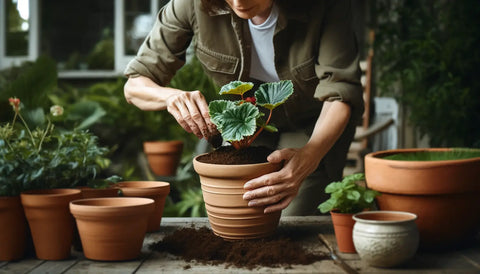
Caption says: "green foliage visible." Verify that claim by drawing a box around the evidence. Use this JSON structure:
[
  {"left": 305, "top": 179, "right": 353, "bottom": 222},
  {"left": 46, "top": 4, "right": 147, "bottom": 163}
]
[
  {"left": 209, "top": 80, "right": 293, "bottom": 149},
  {"left": 383, "top": 148, "right": 480, "bottom": 161},
  {"left": 373, "top": 0, "right": 480, "bottom": 147},
  {"left": 0, "top": 100, "right": 111, "bottom": 196},
  {"left": 318, "top": 173, "right": 380, "bottom": 214}
]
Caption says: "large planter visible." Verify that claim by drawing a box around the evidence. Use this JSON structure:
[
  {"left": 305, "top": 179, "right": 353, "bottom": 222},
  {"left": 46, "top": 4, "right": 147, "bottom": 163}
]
[
  {"left": 20, "top": 189, "right": 82, "bottom": 260},
  {"left": 118, "top": 181, "right": 170, "bottom": 232},
  {"left": 330, "top": 210, "right": 356, "bottom": 253},
  {"left": 0, "top": 196, "right": 27, "bottom": 261},
  {"left": 193, "top": 155, "right": 282, "bottom": 240},
  {"left": 70, "top": 197, "right": 154, "bottom": 261},
  {"left": 143, "top": 140, "right": 184, "bottom": 176},
  {"left": 364, "top": 148, "right": 480, "bottom": 248}
]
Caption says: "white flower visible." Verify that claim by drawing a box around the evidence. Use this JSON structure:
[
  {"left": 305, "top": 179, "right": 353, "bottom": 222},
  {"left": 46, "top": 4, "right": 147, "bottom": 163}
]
[{"left": 50, "top": 105, "right": 64, "bottom": 116}]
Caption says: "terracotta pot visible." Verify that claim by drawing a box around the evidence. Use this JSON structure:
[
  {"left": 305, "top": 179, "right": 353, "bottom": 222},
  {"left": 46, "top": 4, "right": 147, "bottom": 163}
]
[
  {"left": 364, "top": 148, "right": 480, "bottom": 248},
  {"left": 118, "top": 181, "right": 170, "bottom": 232},
  {"left": 353, "top": 211, "right": 419, "bottom": 267},
  {"left": 143, "top": 140, "right": 184, "bottom": 176},
  {"left": 0, "top": 196, "right": 27, "bottom": 261},
  {"left": 70, "top": 197, "right": 154, "bottom": 261},
  {"left": 193, "top": 155, "right": 282, "bottom": 240},
  {"left": 20, "top": 189, "right": 82, "bottom": 260},
  {"left": 330, "top": 210, "right": 356, "bottom": 253},
  {"left": 77, "top": 186, "right": 119, "bottom": 199}
]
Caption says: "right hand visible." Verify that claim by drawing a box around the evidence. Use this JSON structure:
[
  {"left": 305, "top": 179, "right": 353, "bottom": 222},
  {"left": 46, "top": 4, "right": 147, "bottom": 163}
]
[{"left": 166, "top": 90, "right": 218, "bottom": 139}]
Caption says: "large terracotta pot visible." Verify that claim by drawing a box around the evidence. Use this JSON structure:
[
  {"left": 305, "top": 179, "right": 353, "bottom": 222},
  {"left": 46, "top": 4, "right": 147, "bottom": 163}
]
[
  {"left": 330, "top": 210, "right": 356, "bottom": 253},
  {"left": 70, "top": 197, "right": 154, "bottom": 261},
  {"left": 143, "top": 140, "right": 184, "bottom": 176},
  {"left": 118, "top": 181, "right": 170, "bottom": 232},
  {"left": 20, "top": 189, "right": 82, "bottom": 260},
  {"left": 364, "top": 148, "right": 480, "bottom": 249},
  {"left": 193, "top": 156, "right": 282, "bottom": 240},
  {"left": 0, "top": 196, "right": 27, "bottom": 261}
]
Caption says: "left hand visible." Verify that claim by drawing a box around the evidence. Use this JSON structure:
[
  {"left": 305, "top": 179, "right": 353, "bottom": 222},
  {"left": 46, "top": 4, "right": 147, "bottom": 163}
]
[{"left": 242, "top": 147, "right": 321, "bottom": 213}]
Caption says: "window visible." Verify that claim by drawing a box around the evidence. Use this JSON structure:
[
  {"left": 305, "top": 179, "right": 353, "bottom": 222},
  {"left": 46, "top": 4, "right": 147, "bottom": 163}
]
[{"left": 0, "top": 0, "right": 169, "bottom": 78}]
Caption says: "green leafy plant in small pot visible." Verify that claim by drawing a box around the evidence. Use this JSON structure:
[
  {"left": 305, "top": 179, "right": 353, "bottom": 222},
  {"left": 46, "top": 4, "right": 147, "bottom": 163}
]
[
  {"left": 193, "top": 80, "right": 293, "bottom": 240},
  {"left": 318, "top": 173, "right": 380, "bottom": 253}
]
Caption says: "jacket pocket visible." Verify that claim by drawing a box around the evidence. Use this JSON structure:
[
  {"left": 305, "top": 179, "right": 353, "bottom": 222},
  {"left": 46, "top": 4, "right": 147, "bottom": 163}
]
[{"left": 196, "top": 44, "right": 239, "bottom": 75}]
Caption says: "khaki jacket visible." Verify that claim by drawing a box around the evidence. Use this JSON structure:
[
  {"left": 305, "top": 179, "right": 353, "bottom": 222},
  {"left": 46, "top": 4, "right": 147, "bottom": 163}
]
[
  {"left": 125, "top": 0, "right": 363, "bottom": 179},
  {"left": 125, "top": 0, "right": 363, "bottom": 129}
]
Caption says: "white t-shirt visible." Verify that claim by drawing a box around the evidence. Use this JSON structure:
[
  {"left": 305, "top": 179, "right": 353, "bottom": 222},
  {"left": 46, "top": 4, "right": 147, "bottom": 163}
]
[{"left": 248, "top": 4, "right": 280, "bottom": 82}]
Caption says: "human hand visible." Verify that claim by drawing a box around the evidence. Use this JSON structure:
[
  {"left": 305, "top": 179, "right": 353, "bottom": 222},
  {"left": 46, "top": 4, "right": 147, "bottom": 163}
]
[
  {"left": 242, "top": 147, "right": 321, "bottom": 213},
  {"left": 166, "top": 90, "right": 218, "bottom": 139}
]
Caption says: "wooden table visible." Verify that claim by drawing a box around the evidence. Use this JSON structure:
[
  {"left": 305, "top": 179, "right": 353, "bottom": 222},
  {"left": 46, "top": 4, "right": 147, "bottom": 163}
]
[{"left": 1, "top": 217, "right": 479, "bottom": 273}]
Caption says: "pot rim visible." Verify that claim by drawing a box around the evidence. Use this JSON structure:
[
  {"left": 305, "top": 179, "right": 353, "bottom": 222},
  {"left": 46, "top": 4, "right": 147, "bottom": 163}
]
[
  {"left": 365, "top": 148, "right": 480, "bottom": 166},
  {"left": 353, "top": 210, "right": 417, "bottom": 224},
  {"left": 193, "top": 153, "right": 276, "bottom": 168},
  {"left": 21, "top": 188, "right": 82, "bottom": 197},
  {"left": 70, "top": 197, "right": 155, "bottom": 217}
]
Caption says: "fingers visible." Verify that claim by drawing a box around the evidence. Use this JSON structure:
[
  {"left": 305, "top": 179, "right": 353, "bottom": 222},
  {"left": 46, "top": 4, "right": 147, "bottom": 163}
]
[{"left": 167, "top": 90, "right": 217, "bottom": 139}]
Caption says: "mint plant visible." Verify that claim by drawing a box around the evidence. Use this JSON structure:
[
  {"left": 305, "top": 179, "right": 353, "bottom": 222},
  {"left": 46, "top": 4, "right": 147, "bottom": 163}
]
[
  {"left": 209, "top": 80, "right": 293, "bottom": 150},
  {"left": 318, "top": 173, "right": 380, "bottom": 214}
]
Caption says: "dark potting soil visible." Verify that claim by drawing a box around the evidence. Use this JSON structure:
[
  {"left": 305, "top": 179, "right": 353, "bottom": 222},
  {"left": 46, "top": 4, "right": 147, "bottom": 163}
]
[
  {"left": 197, "top": 145, "right": 274, "bottom": 165},
  {"left": 150, "top": 227, "right": 327, "bottom": 269}
]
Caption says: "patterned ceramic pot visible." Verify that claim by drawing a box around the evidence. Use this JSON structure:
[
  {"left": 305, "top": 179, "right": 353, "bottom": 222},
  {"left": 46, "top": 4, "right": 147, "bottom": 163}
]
[{"left": 353, "top": 211, "right": 419, "bottom": 268}]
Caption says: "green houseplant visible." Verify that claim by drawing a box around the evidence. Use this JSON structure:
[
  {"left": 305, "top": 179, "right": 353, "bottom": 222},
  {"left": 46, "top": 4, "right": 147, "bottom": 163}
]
[
  {"left": 193, "top": 80, "right": 293, "bottom": 240},
  {"left": 1, "top": 97, "right": 113, "bottom": 260},
  {"left": 318, "top": 173, "right": 380, "bottom": 253}
]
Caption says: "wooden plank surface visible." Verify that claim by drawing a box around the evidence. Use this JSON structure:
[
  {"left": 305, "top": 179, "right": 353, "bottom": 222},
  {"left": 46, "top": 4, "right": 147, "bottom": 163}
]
[{"left": 1, "top": 217, "right": 479, "bottom": 274}]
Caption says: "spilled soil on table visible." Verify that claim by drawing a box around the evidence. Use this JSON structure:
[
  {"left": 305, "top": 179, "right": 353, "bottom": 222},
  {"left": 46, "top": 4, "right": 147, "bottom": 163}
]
[
  {"left": 150, "top": 227, "right": 327, "bottom": 269},
  {"left": 196, "top": 145, "right": 273, "bottom": 165}
]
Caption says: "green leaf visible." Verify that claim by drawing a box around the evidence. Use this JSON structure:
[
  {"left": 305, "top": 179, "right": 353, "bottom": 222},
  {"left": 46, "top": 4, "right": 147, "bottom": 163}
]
[
  {"left": 346, "top": 190, "right": 361, "bottom": 201},
  {"left": 67, "top": 101, "right": 106, "bottom": 130},
  {"left": 219, "top": 81, "right": 254, "bottom": 96},
  {"left": 255, "top": 80, "right": 294, "bottom": 110},
  {"left": 218, "top": 103, "right": 259, "bottom": 141},
  {"left": 208, "top": 100, "right": 236, "bottom": 127}
]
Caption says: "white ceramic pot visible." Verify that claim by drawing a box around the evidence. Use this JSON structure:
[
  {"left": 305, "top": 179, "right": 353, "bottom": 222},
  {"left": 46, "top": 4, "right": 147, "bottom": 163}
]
[{"left": 353, "top": 211, "right": 419, "bottom": 268}]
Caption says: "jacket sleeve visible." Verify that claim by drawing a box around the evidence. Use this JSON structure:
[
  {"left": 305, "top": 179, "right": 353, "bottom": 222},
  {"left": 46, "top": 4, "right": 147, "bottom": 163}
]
[
  {"left": 123, "top": 0, "right": 194, "bottom": 86},
  {"left": 313, "top": 0, "right": 364, "bottom": 119}
]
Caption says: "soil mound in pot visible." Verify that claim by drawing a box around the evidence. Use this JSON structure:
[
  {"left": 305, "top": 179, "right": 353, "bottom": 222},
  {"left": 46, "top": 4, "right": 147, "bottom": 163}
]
[
  {"left": 197, "top": 146, "right": 273, "bottom": 164},
  {"left": 150, "top": 227, "right": 327, "bottom": 269}
]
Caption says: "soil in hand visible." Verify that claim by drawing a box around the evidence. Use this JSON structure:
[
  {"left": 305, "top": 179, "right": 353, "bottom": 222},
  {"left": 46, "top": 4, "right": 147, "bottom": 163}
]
[
  {"left": 150, "top": 227, "right": 327, "bottom": 269},
  {"left": 197, "top": 145, "right": 274, "bottom": 165}
]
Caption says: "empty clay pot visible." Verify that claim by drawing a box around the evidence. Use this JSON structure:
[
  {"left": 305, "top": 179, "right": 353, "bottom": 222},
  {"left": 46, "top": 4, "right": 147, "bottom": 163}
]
[
  {"left": 70, "top": 197, "right": 154, "bottom": 261},
  {"left": 118, "top": 181, "right": 170, "bottom": 232},
  {"left": 143, "top": 140, "right": 183, "bottom": 176},
  {"left": 193, "top": 155, "right": 282, "bottom": 240},
  {"left": 353, "top": 210, "right": 419, "bottom": 267},
  {"left": 20, "top": 189, "right": 82, "bottom": 260}
]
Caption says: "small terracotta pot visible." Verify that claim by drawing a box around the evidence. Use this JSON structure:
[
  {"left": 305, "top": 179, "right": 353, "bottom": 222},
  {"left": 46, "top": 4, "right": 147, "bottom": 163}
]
[
  {"left": 365, "top": 148, "right": 480, "bottom": 248},
  {"left": 118, "top": 181, "right": 170, "bottom": 232},
  {"left": 353, "top": 211, "right": 419, "bottom": 268},
  {"left": 330, "top": 210, "right": 356, "bottom": 253},
  {"left": 20, "top": 189, "right": 82, "bottom": 260},
  {"left": 193, "top": 156, "right": 282, "bottom": 240},
  {"left": 143, "top": 140, "right": 184, "bottom": 176},
  {"left": 0, "top": 196, "right": 27, "bottom": 261},
  {"left": 70, "top": 197, "right": 155, "bottom": 261}
]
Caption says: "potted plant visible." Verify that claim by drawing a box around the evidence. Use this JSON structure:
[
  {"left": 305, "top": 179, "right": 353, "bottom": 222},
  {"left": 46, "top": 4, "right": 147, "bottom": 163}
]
[
  {"left": 1, "top": 97, "right": 113, "bottom": 260},
  {"left": 364, "top": 148, "right": 480, "bottom": 249},
  {"left": 193, "top": 80, "right": 293, "bottom": 240},
  {"left": 318, "top": 173, "right": 380, "bottom": 253},
  {"left": 0, "top": 99, "right": 29, "bottom": 261}
]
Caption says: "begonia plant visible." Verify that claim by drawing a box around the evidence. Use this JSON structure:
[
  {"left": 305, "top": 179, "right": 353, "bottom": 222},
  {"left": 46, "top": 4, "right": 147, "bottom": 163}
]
[{"left": 208, "top": 80, "right": 293, "bottom": 150}]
